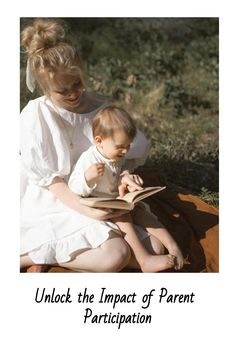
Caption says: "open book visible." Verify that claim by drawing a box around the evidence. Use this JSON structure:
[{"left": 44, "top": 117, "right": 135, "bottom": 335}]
[{"left": 79, "top": 186, "right": 166, "bottom": 210}]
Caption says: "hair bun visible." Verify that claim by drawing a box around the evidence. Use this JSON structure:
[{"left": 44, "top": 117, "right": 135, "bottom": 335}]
[{"left": 21, "top": 19, "right": 65, "bottom": 55}]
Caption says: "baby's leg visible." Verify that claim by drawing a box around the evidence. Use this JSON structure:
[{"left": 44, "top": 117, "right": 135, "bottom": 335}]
[
  {"left": 132, "top": 205, "right": 177, "bottom": 250},
  {"left": 131, "top": 204, "right": 163, "bottom": 231},
  {"left": 59, "top": 232, "right": 131, "bottom": 272},
  {"left": 132, "top": 204, "right": 184, "bottom": 269},
  {"left": 142, "top": 234, "right": 165, "bottom": 255},
  {"left": 113, "top": 213, "right": 175, "bottom": 272}
]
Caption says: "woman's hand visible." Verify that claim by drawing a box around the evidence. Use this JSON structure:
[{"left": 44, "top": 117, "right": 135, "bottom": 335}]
[
  {"left": 79, "top": 203, "right": 130, "bottom": 221},
  {"left": 118, "top": 173, "right": 144, "bottom": 197},
  {"left": 48, "top": 176, "right": 128, "bottom": 221}
]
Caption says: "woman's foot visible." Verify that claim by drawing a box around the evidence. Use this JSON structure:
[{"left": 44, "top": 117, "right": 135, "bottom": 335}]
[
  {"left": 26, "top": 265, "right": 47, "bottom": 272},
  {"left": 140, "top": 254, "right": 176, "bottom": 273}
]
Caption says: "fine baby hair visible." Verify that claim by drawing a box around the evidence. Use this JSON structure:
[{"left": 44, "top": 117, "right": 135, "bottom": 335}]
[
  {"left": 21, "top": 19, "right": 85, "bottom": 93},
  {"left": 92, "top": 106, "right": 137, "bottom": 141}
]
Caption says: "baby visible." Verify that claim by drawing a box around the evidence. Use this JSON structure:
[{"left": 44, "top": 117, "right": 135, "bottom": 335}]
[{"left": 69, "top": 106, "right": 184, "bottom": 272}]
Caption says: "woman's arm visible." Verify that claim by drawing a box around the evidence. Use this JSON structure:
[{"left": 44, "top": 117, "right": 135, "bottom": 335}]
[{"left": 48, "top": 176, "right": 128, "bottom": 220}]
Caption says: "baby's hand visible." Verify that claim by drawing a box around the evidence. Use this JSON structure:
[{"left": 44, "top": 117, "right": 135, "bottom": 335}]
[
  {"left": 85, "top": 163, "right": 105, "bottom": 186},
  {"left": 118, "top": 173, "right": 144, "bottom": 197}
]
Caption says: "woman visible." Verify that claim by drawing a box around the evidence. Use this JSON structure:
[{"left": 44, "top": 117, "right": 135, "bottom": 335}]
[{"left": 20, "top": 19, "right": 155, "bottom": 272}]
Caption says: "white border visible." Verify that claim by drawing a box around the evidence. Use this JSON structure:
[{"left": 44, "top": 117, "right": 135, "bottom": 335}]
[{"left": 1, "top": 1, "right": 235, "bottom": 353}]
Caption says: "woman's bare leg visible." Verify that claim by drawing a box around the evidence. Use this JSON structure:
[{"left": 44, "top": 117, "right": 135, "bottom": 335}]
[
  {"left": 59, "top": 233, "right": 131, "bottom": 272},
  {"left": 20, "top": 255, "right": 49, "bottom": 272},
  {"left": 20, "top": 232, "right": 131, "bottom": 273},
  {"left": 20, "top": 255, "right": 37, "bottom": 268}
]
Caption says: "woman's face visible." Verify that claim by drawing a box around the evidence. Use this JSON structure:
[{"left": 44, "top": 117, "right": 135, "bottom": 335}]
[{"left": 45, "top": 72, "right": 84, "bottom": 112}]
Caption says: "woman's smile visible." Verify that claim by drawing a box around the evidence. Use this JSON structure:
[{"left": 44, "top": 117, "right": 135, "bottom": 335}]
[{"left": 65, "top": 95, "right": 81, "bottom": 105}]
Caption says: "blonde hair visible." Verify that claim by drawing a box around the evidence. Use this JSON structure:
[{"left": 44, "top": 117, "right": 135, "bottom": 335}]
[
  {"left": 21, "top": 19, "right": 85, "bottom": 91},
  {"left": 92, "top": 106, "right": 137, "bottom": 141}
]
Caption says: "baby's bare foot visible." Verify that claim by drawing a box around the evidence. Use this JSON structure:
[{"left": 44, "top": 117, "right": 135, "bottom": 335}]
[{"left": 140, "top": 254, "right": 176, "bottom": 273}]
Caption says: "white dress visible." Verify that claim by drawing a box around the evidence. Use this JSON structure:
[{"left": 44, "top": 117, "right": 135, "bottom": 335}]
[{"left": 20, "top": 94, "right": 150, "bottom": 264}]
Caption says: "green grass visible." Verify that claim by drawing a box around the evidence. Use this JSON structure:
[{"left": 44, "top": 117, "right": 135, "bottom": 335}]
[{"left": 20, "top": 18, "right": 219, "bottom": 206}]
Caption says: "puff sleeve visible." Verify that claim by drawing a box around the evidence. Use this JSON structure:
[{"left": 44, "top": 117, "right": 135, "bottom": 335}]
[
  {"left": 20, "top": 99, "right": 71, "bottom": 187},
  {"left": 122, "top": 130, "right": 150, "bottom": 172},
  {"left": 68, "top": 149, "right": 97, "bottom": 197}
]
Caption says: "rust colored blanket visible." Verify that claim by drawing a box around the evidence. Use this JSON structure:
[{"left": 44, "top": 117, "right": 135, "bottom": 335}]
[{"left": 25, "top": 168, "right": 219, "bottom": 273}]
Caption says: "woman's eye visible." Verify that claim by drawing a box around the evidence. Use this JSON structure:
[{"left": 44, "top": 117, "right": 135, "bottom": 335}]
[
  {"left": 73, "top": 82, "right": 81, "bottom": 89},
  {"left": 56, "top": 90, "right": 67, "bottom": 95}
]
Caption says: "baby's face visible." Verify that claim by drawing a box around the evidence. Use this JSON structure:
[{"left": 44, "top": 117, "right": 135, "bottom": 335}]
[{"left": 96, "top": 130, "right": 132, "bottom": 161}]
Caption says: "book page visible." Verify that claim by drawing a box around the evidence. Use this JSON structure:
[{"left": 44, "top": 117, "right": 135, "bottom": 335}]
[
  {"left": 119, "top": 186, "right": 166, "bottom": 204},
  {"left": 118, "top": 189, "right": 145, "bottom": 203}
]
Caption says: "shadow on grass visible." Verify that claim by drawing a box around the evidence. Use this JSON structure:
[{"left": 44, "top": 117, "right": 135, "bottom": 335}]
[{"left": 146, "top": 157, "right": 218, "bottom": 194}]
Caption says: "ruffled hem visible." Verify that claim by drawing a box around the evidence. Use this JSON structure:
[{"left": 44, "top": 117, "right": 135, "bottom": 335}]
[
  {"left": 28, "top": 221, "right": 121, "bottom": 264},
  {"left": 27, "top": 220, "right": 152, "bottom": 265}
]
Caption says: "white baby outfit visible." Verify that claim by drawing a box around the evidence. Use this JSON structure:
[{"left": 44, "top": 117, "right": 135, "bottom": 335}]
[
  {"left": 68, "top": 145, "right": 127, "bottom": 198},
  {"left": 20, "top": 94, "right": 150, "bottom": 264}
]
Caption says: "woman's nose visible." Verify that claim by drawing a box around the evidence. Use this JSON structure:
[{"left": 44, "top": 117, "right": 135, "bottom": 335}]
[{"left": 67, "top": 90, "right": 78, "bottom": 99}]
